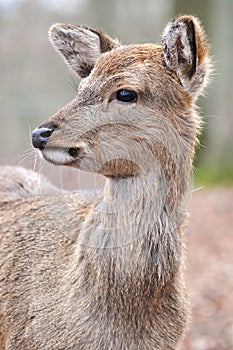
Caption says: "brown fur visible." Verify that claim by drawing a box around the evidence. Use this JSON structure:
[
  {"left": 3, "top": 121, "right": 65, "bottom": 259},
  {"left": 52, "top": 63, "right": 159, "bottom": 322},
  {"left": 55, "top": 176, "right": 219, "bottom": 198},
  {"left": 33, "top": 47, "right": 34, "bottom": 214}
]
[{"left": 0, "top": 16, "right": 211, "bottom": 349}]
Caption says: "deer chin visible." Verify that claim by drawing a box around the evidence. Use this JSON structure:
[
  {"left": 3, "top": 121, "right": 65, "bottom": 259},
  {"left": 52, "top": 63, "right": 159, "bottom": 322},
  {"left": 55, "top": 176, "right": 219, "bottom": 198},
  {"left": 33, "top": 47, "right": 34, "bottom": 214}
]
[{"left": 98, "top": 159, "right": 141, "bottom": 178}]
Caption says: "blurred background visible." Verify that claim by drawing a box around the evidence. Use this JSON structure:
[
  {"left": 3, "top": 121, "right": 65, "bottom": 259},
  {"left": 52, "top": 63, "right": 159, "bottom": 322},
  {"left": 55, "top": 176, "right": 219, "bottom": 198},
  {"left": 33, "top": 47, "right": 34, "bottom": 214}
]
[{"left": 0, "top": 0, "right": 232, "bottom": 349}]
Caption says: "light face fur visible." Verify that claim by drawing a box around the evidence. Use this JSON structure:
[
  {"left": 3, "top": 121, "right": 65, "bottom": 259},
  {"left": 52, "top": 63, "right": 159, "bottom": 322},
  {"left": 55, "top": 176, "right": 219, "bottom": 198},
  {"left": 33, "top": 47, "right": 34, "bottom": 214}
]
[{"left": 0, "top": 16, "right": 211, "bottom": 349}]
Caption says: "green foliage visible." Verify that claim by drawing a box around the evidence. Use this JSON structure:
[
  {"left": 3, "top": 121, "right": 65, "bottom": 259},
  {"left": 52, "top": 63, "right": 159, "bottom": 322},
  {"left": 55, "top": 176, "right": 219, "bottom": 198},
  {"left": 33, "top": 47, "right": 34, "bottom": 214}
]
[{"left": 194, "top": 162, "right": 233, "bottom": 186}]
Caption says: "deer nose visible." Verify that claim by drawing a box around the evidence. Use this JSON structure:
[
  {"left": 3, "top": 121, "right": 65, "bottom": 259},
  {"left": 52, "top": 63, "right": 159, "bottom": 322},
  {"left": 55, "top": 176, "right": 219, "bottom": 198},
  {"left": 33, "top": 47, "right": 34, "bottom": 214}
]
[{"left": 32, "top": 123, "right": 57, "bottom": 149}]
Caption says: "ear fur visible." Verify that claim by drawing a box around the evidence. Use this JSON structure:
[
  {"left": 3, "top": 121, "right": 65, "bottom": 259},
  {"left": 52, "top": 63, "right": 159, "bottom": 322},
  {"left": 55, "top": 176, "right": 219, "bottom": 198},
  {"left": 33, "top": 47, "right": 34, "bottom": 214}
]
[
  {"left": 162, "top": 15, "right": 211, "bottom": 99},
  {"left": 49, "top": 24, "right": 120, "bottom": 78}
]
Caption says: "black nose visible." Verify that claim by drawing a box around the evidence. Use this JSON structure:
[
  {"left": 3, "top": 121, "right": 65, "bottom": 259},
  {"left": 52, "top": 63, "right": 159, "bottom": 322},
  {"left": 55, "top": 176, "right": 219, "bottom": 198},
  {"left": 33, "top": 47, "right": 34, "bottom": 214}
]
[{"left": 32, "top": 123, "right": 57, "bottom": 149}]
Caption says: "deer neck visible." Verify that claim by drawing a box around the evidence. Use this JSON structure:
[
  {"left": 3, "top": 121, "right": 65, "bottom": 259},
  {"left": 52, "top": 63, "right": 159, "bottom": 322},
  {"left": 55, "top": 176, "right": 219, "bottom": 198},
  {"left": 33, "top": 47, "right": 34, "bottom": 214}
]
[
  {"left": 79, "top": 169, "right": 186, "bottom": 263},
  {"left": 75, "top": 170, "right": 186, "bottom": 294}
]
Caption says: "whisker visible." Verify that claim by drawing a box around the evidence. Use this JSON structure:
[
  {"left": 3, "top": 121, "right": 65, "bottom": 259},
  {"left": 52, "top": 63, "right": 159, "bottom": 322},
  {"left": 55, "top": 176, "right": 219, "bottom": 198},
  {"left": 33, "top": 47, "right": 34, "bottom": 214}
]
[
  {"left": 189, "top": 186, "right": 205, "bottom": 194},
  {"left": 32, "top": 150, "right": 42, "bottom": 172},
  {"left": 17, "top": 148, "right": 36, "bottom": 166}
]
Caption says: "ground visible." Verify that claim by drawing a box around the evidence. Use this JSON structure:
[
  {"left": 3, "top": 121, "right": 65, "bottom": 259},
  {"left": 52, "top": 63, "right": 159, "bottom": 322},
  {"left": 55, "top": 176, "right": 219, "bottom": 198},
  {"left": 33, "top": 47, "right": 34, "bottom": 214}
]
[{"left": 178, "top": 187, "right": 233, "bottom": 350}]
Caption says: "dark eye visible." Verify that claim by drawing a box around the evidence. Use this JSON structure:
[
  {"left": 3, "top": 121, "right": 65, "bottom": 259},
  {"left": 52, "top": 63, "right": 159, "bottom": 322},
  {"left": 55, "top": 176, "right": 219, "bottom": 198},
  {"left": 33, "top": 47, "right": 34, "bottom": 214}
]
[{"left": 116, "top": 89, "right": 138, "bottom": 103}]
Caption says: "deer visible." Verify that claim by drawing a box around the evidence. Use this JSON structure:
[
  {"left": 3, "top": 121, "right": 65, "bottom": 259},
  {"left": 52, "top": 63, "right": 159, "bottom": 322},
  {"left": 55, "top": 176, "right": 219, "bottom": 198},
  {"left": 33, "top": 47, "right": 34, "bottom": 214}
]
[{"left": 0, "top": 15, "right": 211, "bottom": 350}]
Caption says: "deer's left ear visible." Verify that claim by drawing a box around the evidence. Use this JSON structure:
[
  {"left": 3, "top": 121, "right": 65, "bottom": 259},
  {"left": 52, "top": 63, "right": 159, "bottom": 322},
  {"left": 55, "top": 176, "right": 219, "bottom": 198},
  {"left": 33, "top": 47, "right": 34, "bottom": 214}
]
[
  {"left": 49, "top": 24, "right": 120, "bottom": 79},
  {"left": 162, "top": 15, "right": 211, "bottom": 100}
]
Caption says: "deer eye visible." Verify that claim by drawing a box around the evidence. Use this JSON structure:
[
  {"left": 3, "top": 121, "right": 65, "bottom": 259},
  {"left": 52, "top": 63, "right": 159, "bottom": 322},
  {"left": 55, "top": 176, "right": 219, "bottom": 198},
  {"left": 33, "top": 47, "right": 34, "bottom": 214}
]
[{"left": 116, "top": 89, "right": 138, "bottom": 103}]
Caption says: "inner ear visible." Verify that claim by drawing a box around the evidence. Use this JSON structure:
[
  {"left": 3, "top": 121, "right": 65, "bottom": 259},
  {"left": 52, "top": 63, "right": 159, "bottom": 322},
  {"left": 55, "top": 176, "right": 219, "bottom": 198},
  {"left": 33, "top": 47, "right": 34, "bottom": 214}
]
[
  {"left": 49, "top": 24, "right": 120, "bottom": 79},
  {"left": 162, "top": 16, "right": 197, "bottom": 82},
  {"left": 177, "top": 19, "right": 197, "bottom": 78}
]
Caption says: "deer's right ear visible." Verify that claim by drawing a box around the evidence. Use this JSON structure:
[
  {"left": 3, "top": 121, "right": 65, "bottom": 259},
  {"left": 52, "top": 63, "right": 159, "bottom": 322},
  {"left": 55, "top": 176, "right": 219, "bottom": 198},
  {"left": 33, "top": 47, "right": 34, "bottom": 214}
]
[{"left": 49, "top": 24, "right": 120, "bottom": 78}]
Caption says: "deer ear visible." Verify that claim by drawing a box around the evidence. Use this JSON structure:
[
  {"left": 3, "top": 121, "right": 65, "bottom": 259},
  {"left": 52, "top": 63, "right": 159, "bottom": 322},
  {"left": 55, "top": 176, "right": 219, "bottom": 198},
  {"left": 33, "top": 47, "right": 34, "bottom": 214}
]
[
  {"left": 49, "top": 24, "right": 120, "bottom": 78},
  {"left": 162, "top": 15, "right": 211, "bottom": 99}
]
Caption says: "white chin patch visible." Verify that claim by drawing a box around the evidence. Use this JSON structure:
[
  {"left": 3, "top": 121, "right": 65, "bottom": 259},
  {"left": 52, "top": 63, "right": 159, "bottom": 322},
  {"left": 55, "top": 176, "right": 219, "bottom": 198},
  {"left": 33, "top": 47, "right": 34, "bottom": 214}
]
[{"left": 42, "top": 147, "right": 72, "bottom": 165}]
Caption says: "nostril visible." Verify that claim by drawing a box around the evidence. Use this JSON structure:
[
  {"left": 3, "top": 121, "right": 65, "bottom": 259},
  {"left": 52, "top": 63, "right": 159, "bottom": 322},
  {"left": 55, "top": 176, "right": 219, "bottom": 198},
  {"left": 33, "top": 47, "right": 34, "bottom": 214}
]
[{"left": 40, "top": 130, "right": 53, "bottom": 138}]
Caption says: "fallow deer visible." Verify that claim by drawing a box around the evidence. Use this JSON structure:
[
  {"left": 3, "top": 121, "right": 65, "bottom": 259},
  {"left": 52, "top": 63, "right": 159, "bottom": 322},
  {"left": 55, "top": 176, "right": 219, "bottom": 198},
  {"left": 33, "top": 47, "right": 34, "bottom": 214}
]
[{"left": 0, "top": 15, "right": 211, "bottom": 349}]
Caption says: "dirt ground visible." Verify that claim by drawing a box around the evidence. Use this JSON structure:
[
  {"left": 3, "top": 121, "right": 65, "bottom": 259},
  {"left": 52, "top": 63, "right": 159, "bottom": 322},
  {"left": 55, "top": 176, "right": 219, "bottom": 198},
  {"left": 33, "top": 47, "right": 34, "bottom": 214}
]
[{"left": 178, "top": 187, "right": 233, "bottom": 350}]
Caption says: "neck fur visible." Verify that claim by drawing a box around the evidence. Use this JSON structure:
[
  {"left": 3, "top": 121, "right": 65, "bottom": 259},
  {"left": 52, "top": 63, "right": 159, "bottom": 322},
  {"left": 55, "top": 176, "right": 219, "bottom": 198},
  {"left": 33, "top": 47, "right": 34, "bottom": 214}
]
[{"left": 78, "top": 168, "right": 186, "bottom": 272}]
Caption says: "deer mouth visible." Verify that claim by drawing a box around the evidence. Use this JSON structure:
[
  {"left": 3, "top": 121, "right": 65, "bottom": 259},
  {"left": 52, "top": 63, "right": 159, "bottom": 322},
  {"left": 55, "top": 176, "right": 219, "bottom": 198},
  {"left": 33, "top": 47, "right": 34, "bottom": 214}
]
[
  {"left": 41, "top": 146, "right": 141, "bottom": 178},
  {"left": 41, "top": 146, "right": 83, "bottom": 166}
]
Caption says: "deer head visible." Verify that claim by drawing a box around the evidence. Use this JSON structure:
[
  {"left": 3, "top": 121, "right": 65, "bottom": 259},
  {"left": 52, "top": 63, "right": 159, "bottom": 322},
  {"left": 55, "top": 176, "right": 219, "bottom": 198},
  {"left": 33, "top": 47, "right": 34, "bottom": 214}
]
[{"left": 32, "top": 16, "right": 210, "bottom": 192}]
